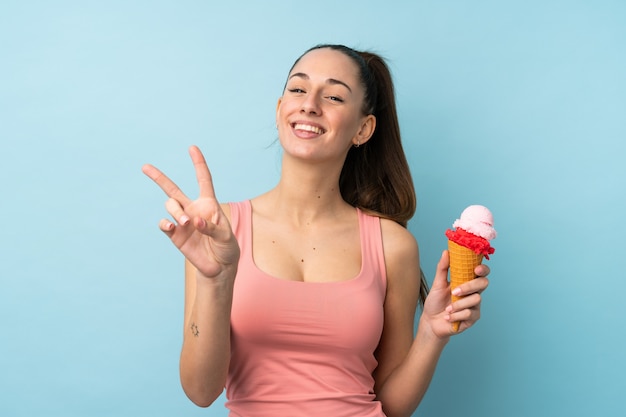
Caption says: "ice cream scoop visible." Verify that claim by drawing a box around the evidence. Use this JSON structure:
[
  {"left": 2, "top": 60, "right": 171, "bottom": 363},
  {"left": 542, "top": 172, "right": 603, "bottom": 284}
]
[
  {"left": 445, "top": 205, "right": 496, "bottom": 332},
  {"left": 452, "top": 205, "right": 497, "bottom": 241}
]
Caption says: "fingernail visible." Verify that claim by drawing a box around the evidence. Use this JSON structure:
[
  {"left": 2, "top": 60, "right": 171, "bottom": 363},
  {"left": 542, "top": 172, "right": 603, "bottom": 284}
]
[
  {"left": 452, "top": 287, "right": 462, "bottom": 296},
  {"left": 180, "top": 215, "right": 190, "bottom": 225}
]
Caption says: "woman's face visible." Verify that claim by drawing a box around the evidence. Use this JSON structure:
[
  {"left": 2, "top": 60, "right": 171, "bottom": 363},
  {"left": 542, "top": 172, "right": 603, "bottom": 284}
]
[{"left": 276, "top": 48, "right": 375, "bottom": 165}]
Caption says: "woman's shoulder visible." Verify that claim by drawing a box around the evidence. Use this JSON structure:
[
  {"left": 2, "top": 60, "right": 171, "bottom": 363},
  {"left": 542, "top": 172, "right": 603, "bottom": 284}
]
[
  {"left": 220, "top": 199, "right": 251, "bottom": 223},
  {"left": 379, "top": 218, "right": 419, "bottom": 258},
  {"left": 379, "top": 218, "right": 421, "bottom": 290},
  {"left": 220, "top": 202, "right": 235, "bottom": 223}
]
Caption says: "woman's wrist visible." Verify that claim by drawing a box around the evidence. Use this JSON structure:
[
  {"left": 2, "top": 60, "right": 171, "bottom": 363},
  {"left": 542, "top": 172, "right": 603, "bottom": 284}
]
[
  {"left": 195, "top": 265, "right": 237, "bottom": 296},
  {"left": 196, "top": 263, "right": 237, "bottom": 282},
  {"left": 417, "top": 315, "right": 451, "bottom": 348}
]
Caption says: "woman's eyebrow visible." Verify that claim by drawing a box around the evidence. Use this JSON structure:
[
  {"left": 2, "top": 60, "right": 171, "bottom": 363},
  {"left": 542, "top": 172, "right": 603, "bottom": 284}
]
[{"left": 289, "top": 72, "right": 353, "bottom": 93}]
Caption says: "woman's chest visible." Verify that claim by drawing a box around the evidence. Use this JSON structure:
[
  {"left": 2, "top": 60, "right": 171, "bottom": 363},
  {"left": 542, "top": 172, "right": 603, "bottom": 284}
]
[
  {"left": 230, "top": 270, "right": 384, "bottom": 353},
  {"left": 252, "top": 221, "right": 362, "bottom": 283}
]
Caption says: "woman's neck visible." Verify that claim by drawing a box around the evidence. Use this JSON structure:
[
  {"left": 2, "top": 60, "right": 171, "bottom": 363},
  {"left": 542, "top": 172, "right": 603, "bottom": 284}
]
[{"left": 254, "top": 159, "right": 351, "bottom": 226}]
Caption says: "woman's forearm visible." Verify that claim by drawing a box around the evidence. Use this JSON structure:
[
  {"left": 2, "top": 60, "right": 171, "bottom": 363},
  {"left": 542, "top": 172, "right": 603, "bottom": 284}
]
[
  {"left": 179, "top": 268, "right": 236, "bottom": 407},
  {"left": 377, "top": 319, "right": 449, "bottom": 417}
]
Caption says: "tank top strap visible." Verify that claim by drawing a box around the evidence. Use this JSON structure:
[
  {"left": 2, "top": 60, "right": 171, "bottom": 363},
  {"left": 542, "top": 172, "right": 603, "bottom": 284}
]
[
  {"left": 228, "top": 200, "right": 252, "bottom": 260},
  {"left": 356, "top": 208, "right": 387, "bottom": 290}
]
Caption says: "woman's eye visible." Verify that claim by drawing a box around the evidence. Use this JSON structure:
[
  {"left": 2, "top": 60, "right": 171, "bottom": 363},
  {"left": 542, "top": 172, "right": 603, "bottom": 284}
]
[
  {"left": 327, "top": 96, "right": 344, "bottom": 103},
  {"left": 288, "top": 88, "right": 305, "bottom": 94}
]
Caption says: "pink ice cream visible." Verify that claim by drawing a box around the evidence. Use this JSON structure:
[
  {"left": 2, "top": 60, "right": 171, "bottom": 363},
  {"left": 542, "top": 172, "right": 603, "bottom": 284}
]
[{"left": 445, "top": 205, "right": 496, "bottom": 259}]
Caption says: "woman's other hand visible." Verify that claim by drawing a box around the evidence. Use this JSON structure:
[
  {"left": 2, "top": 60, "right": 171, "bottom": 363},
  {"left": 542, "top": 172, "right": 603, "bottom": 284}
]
[{"left": 142, "top": 145, "right": 240, "bottom": 279}]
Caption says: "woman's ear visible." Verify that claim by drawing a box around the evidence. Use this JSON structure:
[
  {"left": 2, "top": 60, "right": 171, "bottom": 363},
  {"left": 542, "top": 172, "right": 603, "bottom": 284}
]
[
  {"left": 275, "top": 97, "right": 282, "bottom": 126},
  {"left": 353, "top": 115, "right": 376, "bottom": 146}
]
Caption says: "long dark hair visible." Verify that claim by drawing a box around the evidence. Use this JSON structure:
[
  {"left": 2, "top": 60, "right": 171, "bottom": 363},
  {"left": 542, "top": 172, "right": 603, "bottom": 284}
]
[{"left": 288, "top": 44, "right": 429, "bottom": 307}]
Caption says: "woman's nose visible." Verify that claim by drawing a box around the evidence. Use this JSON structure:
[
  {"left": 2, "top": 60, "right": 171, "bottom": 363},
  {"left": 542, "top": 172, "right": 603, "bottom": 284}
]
[{"left": 300, "top": 94, "right": 321, "bottom": 115}]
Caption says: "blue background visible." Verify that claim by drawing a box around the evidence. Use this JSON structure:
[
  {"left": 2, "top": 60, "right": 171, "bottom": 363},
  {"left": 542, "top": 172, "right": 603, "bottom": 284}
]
[{"left": 1, "top": 1, "right": 624, "bottom": 416}]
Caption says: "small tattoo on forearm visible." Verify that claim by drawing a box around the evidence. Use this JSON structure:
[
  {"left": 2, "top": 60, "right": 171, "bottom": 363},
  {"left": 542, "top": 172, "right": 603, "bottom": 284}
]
[{"left": 190, "top": 322, "right": 199, "bottom": 337}]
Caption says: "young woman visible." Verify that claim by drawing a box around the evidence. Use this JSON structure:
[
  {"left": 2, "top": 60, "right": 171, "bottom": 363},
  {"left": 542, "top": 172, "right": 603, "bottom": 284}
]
[{"left": 142, "top": 44, "right": 490, "bottom": 417}]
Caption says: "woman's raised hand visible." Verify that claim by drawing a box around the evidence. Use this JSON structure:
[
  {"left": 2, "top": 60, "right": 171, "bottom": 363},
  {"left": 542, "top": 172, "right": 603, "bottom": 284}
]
[{"left": 142, "top": 146, "right": 240, "bottom": 279}]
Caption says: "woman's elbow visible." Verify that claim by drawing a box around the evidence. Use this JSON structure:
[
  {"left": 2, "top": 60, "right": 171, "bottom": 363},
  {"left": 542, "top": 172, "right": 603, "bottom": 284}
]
[{"left": 180, "top": 378, "right": 224, "bottom": 408}]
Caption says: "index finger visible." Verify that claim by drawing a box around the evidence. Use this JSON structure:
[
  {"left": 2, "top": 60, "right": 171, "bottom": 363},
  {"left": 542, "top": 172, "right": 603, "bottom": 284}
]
[
  {"left": 142, "top": 163, "right": 192, "bottom": 207},
  {"left": 189, "top": 145, "right": 217, "bottom": 199}
]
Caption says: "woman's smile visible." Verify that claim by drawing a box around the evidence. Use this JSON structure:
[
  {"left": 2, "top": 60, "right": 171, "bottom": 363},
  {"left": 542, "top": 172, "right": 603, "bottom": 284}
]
[{"left": 292, "top": 122, "right": 326, "bottom": 138}]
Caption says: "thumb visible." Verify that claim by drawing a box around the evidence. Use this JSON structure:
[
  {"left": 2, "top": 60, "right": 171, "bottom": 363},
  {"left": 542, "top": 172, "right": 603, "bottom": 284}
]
[{"left": 431, "top": 250, "right": 450, "bottom": 291}]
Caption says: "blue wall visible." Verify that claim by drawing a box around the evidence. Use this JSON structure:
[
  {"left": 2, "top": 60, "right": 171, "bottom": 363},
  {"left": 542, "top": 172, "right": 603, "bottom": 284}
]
[{"left": 1, "top": 1, "right": 624, "bottom": 416}]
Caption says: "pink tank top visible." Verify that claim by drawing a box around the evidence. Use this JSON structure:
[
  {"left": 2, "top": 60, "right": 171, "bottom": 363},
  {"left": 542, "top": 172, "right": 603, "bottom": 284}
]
[{"left": 226, "top": 200, "right": 388, "bottom": 417}]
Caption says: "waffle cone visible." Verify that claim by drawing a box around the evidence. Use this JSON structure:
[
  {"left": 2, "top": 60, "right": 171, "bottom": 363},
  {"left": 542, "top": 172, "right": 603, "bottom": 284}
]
[{"left": 448, "top": 240, "right": 483, "bottom": 332}]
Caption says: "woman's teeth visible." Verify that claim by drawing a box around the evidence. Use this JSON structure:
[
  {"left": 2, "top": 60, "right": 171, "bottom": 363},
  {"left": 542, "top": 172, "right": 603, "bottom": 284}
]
[{"left": 294, "top": 124, "right": 324, "bottom": 134}]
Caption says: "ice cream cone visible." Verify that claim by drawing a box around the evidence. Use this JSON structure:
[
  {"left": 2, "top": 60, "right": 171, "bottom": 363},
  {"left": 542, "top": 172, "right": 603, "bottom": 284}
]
[{"left": 448, "top": 239, "right": 483, "bottom": 332}]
